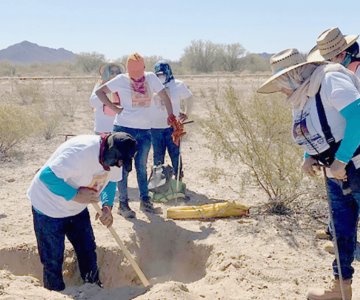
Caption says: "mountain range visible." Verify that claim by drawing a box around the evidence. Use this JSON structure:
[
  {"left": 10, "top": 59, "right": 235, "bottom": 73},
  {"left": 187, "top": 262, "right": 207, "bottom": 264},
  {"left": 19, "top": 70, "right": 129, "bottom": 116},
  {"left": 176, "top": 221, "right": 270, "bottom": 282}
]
[{"left": 0, "top": 41, "right": 76, "bottom": 64}]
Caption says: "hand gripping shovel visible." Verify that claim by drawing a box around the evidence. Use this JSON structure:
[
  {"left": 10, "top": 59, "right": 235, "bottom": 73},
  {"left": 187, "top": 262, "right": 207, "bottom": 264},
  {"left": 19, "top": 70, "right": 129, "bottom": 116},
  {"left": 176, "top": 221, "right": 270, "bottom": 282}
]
[{"left": 92, "top": 203, "right": 150, "bottom": 288}]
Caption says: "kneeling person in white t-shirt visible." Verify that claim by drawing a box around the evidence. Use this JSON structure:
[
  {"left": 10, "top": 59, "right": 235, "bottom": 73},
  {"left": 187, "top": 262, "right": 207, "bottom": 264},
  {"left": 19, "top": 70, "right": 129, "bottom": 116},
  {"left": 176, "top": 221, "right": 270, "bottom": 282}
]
[{"left": 27, "top": 132, "right": 136, "bottom": 291}]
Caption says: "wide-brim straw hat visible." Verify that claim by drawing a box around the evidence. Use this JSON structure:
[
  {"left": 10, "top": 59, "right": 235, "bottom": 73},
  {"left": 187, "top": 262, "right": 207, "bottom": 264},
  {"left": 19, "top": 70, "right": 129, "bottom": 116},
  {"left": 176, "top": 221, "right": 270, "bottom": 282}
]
[
  {"left": 258, "top": 48, "right": 322, "bottom": 94},
  {"left": 307, "top": 27, "right": 359, "bottom": 62}
]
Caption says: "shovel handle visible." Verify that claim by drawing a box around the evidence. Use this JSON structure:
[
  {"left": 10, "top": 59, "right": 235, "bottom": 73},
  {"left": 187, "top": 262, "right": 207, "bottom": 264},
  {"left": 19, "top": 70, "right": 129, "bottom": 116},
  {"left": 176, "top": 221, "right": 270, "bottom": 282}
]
[{"left": 92, "top": 203, "right": 150, "bottom": 287}]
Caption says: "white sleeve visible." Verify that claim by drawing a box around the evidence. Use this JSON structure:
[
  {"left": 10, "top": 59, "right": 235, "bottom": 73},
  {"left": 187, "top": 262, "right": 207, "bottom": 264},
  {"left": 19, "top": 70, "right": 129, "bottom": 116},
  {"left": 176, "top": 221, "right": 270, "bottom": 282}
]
[
  {"left": 48, "top": 149, "right": 84, "bottom": 182},
  {"left": 147, "top": 72, "right": 165, "bottom": 94},
  {"left": 322, "top": 72, "right": 360, "bottom": 111},
  {"left": 89, "top": 83, "right": 103, "bottom": 109},
  {"left": 355, "top": 67, "right": 360, "bottom": 78},
  {"left": 105, "top": 75, "right": 123, "bottom": 93}
]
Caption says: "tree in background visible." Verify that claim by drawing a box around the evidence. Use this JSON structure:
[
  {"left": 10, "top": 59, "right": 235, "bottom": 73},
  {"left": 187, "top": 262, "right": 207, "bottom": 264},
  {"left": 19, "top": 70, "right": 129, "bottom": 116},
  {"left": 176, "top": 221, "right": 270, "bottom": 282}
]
[
  {"left": 75, "top": 52, "right": 106, "bottom": 74},
  {"left": 0, "top": 41, "right": 271, "bottom": 75},
  {"left": 239, "top": 53, "right": 270, "bottom": 73},
  {"left": 219, "top": 43, "right": 246, "bottom": 72},
  {"left": 181, "top": 40, "right": 221, "bottom": 73}
]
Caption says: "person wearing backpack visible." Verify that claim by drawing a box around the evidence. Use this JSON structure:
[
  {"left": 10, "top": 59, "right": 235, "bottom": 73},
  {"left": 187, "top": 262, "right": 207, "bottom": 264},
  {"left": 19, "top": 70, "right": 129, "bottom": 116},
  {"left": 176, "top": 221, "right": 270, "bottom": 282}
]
[
  {"left": 258, "top": 46, "right": 360, "bottom": 299},
  {"left": 151, "top": 61, "right": 193, "bottom": 181},
  {"left": 89, "top": 63, "right": 123, "bottom": 134},
  {"left": 95, "top": 53, "right": 175, "bottom": 219}
]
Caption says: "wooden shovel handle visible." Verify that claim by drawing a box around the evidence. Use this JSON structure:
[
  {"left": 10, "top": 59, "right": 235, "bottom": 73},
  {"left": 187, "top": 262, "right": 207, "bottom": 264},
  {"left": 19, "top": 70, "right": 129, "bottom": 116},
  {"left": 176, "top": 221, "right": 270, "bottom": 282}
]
[{"left": 92, "top": 203, "right": 150, "bottom": 287}]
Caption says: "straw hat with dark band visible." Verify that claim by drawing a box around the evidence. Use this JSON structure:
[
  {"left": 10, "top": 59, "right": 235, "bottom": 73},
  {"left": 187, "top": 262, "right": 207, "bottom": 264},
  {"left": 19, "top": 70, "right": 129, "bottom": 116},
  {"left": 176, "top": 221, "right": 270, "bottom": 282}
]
[
  {"left": 307, "top": 27, "right": 359, "bottom": 62},
  {"left": 258, "top": 48, "right": 322, "bottom": 94}
]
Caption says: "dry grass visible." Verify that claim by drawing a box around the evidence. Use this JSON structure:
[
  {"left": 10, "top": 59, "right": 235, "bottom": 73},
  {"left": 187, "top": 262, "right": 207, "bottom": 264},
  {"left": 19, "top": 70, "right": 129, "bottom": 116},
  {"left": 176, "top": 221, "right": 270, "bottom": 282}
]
[{"left": 0, "top": 103, "right": 42, "bottom": 157}]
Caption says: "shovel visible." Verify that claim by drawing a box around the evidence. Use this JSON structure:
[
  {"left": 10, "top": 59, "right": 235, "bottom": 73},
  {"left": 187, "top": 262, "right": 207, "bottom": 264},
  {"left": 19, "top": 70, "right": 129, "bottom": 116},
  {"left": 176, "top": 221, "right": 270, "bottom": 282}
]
[{"left": 92, "top": 202, "right": 150, "bottom": 288}]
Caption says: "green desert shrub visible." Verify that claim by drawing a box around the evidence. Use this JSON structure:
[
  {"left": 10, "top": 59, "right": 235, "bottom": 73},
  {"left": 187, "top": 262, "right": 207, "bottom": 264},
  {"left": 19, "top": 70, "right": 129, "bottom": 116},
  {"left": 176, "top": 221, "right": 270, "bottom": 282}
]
[{"left": 202, "top": 85, "right": 323, "bottom": 214}]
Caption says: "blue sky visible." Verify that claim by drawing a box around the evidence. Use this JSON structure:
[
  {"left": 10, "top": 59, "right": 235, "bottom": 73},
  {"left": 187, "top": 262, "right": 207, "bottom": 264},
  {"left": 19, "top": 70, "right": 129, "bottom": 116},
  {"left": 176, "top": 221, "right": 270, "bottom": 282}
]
[{"left": 1, "top": 0, "right": 359, "bottom": 61}]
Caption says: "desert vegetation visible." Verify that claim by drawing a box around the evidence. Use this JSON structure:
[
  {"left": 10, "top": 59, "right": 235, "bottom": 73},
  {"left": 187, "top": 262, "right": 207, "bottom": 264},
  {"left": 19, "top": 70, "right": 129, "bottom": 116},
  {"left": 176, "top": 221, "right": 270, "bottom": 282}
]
[
  {"left": 0, "top": 74, "right": 336, "bottom": 300},
  {"left": 0, "top": 39, "right": 270, "bottom": 77}
]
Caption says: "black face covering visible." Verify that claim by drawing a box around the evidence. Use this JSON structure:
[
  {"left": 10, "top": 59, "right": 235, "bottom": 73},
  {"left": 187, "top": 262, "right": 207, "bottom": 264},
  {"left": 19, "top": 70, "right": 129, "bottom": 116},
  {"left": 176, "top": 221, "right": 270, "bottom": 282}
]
[{"left": 103, "top": 132, "right": 137, "bottom": 172}]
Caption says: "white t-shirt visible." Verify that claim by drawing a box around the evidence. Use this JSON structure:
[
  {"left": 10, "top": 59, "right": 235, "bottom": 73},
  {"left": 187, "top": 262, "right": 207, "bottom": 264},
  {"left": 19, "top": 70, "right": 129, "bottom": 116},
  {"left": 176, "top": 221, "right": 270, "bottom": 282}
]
[
  {"left": 89, "top": 83, "right": 116, "bottom": 133},
  {"left": 355, "top": 66, "right": 360, "bottom": 78},
  {"left": 292, "top": 71, "right": 360, "bottom": 155},
  {"left": 27, "top": 135, "right": 122, "bottom": 218},
  {"left": 105, "top": 72, "right": 164, "bottom": 129},
  {"left": 150, "top": 79, "right": 193, "bottom": 129}
]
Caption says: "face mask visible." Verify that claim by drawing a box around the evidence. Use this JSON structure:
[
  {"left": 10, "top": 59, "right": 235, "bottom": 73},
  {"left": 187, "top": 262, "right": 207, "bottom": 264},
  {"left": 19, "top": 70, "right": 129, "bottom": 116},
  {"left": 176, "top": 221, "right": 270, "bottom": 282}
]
[
  {"left": 157, "top": 75, "right": 166, "bottom": 84},
  {"left": 341, "top": 53, "right": 352, "bottom": 68}
]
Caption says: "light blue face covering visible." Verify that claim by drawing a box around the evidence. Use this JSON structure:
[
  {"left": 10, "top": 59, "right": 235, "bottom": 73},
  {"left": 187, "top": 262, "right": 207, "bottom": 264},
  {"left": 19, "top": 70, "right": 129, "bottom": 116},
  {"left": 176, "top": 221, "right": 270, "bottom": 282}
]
[{"left": 342, "top": 53, "right": 352, "bottom": 68}]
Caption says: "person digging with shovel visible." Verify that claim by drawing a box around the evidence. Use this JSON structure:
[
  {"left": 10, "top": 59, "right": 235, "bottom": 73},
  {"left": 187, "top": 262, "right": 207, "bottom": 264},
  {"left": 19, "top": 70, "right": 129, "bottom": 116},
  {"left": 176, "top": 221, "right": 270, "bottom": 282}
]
[{"left": 27, "top": 132, "right": 136, "bottom": 291}]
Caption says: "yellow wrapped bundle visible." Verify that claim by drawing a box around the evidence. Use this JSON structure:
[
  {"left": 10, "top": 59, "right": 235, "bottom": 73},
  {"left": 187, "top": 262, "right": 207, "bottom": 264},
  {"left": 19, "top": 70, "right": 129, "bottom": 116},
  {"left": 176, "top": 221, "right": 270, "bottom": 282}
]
[{"left": 166, "top": 201, "right": 250, "bottom": 220}]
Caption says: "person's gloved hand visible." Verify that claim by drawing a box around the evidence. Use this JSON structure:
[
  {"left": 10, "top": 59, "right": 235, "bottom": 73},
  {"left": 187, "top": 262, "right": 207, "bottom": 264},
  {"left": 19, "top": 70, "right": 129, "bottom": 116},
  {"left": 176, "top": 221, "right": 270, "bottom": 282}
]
[
  {"left": 167, "top": 114, "right": 177, "bottom": 126},
  {"left": 95, "top": 205, "right": 113, "bottom": 228},
  {"left": 171, "top": 121, "right": 186, "bottom": 146}
]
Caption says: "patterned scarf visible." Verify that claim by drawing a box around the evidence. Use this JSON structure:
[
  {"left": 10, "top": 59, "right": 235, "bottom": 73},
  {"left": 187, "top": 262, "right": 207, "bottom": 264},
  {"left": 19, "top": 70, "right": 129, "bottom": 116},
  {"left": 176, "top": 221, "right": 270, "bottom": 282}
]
[
  {"left": 154, "top": 61, "right": 174, "bottom": 85},
  {"left": 131, "top": 76, "right": 146, "bottom": 94},
  {"left": 99, "top": 133, "right": 111, "bottom": 171}
]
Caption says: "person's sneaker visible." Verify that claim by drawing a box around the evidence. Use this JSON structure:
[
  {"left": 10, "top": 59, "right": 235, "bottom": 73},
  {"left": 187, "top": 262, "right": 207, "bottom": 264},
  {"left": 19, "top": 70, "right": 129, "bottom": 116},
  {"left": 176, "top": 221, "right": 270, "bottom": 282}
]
[
  {"left": 140, "top": 200, "right": 156, "bottom": 213},
  {"left": 118, "top": 202, "right": 136, "bottom": 218},
  {"left": 307, "top": 279, "right": 352, "bottom": 300}
]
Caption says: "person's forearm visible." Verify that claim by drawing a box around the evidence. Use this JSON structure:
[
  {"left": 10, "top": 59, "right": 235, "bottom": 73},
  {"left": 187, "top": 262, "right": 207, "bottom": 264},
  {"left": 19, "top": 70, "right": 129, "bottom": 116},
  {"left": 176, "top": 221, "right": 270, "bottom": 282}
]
[
  {"left": 159, "top": 89, "right": 173, "bottom": 115},
  {"left": 95, "top": 86, "right": 122, "bottom": 113},
  {"left": 181, "top": 96, "right": 193, "bottom": 115},
  {"left": 336, "top": 98, "right": 360, "bottom": 163},
  {"left": 100, "top": 181, "right": 116, "bottom": 207},
  {"left": 96, "top": 88, "right": 114, "bottom": 108}
]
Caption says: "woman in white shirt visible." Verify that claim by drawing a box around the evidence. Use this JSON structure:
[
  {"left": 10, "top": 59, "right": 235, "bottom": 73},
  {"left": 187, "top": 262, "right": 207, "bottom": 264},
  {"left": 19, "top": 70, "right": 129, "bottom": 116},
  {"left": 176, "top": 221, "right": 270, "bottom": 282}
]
[
  {"left": 95, "top": 53, "right": 175, "bottom": 219},
  {"left": 258, "top": 45, "right": 360, "bottom": 300},
  {"left": 89, "top": 63, "right": 123, "bottom": 134}
]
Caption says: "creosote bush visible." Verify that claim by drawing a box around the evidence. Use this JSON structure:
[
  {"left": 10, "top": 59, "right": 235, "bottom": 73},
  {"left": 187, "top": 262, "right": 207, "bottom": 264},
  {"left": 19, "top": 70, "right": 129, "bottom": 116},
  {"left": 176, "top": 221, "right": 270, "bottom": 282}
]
[{"left": 202, "top": 85, "right": 322, "bottom": 214}]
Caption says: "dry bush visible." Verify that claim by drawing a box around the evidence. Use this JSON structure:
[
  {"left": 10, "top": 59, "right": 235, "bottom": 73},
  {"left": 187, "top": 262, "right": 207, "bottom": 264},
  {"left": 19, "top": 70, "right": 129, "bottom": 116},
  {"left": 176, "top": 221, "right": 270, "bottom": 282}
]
[
  {"left": 14, "top": 81, "right": 45, "bottom": 105},
  {"left": 51, "top": 90, "right": 78, "bottom": 119},
  {"left": 0, "top": 103, "right": 42, "bottom": 158},
  {"left": 39, "top": 112, "right": 62, "bottom": 140},
  {"left": 202, "top": 85, "right": 324, "bottom": 214}
]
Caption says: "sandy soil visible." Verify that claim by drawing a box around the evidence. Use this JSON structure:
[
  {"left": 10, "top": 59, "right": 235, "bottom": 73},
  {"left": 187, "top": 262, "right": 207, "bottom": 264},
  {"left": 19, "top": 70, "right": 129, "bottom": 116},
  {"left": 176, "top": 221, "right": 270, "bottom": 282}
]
[{"left": 1, "top": 76, "right": 359, "bottom": 300}]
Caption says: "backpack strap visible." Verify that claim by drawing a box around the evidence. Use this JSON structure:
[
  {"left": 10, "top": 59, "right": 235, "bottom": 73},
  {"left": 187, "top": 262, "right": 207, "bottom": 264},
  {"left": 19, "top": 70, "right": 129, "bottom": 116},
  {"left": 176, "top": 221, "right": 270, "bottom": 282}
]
[{"left": 315, "top": 86, "right": 336, "bottom": 147}]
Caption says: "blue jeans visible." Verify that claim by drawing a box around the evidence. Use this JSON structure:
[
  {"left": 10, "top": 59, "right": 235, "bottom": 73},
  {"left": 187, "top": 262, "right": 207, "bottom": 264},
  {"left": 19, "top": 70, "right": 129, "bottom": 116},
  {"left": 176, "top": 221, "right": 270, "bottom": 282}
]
[
  {"left": 113, "top": 125, "right": 151, "bottom": 203},
  {"left": 32, "top": 208, "right": 99, "bottom": 291},
  {"left": 327, "top": 162, "right": 360, "bottom": 279},
  {"left": 151, "top": 127, "right": 182, "bottom": 178}
]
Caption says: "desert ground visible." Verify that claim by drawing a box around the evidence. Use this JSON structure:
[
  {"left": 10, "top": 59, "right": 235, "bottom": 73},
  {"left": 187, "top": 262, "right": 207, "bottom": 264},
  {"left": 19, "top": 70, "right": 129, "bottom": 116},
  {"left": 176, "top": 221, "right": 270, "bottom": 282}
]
[{"left": 1, "top": 75, "right": 359, "bottom": 300}]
